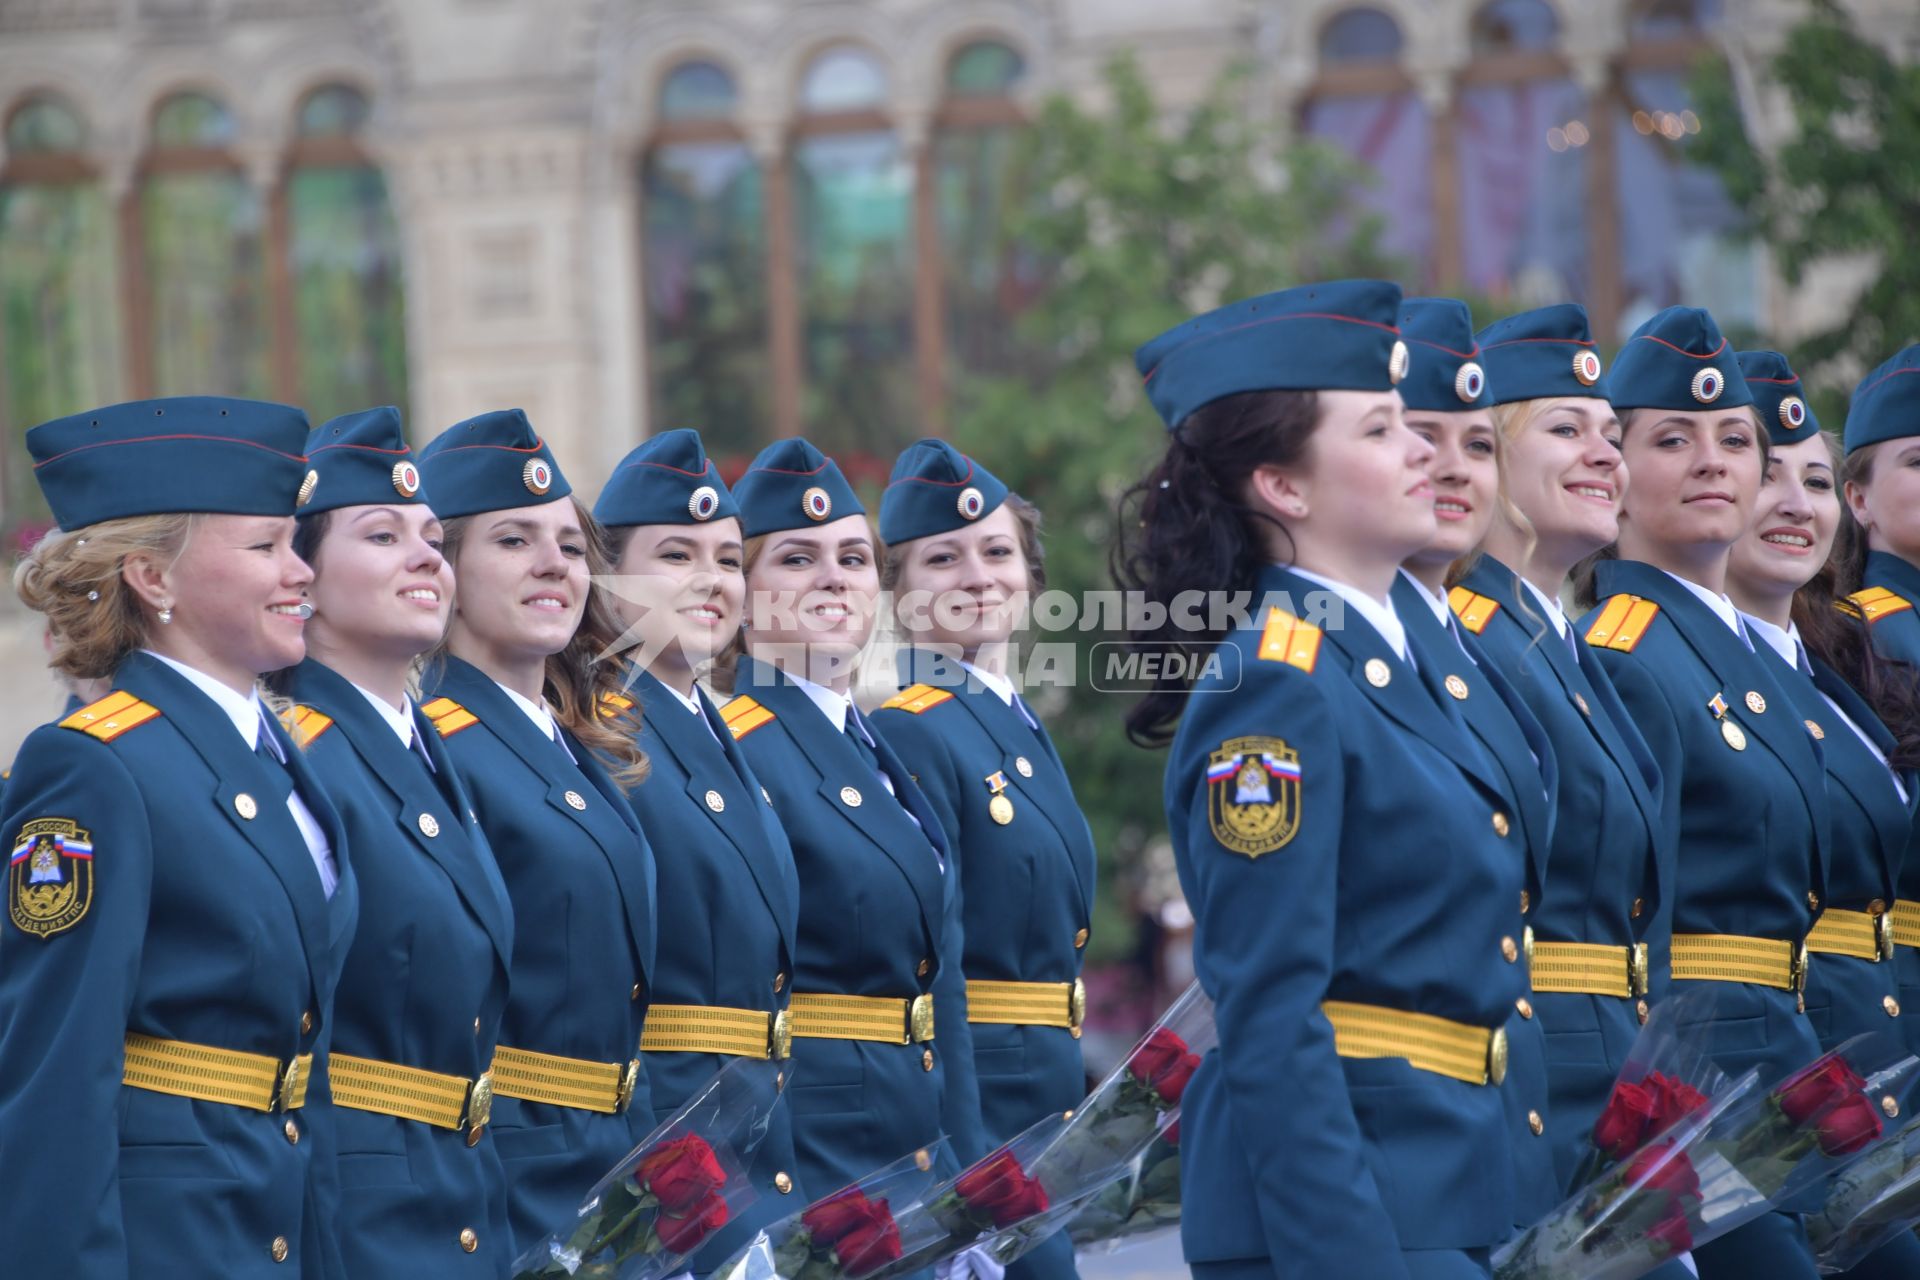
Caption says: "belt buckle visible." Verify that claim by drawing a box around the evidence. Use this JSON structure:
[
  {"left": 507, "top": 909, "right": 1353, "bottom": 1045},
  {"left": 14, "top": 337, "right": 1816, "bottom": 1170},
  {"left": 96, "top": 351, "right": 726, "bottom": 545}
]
[
  {"left": 1487, "top": 1026, "right": 1509, "bottom": 1087},
  {"left": 909, "top": 994, "right": 935, "bottom": 1044},
  {"left": 770, "top": 1009, "right": 793, "bottom": 1062},
  {"left": 1792, "top": 941, "right": 1810, "bottom": 993},
  {"left": 1068, "top": 978, "right": 1087, "bottom": 1040},
  {"left": 615, "top": 1059, "right": 641, "bottom": 1113},
  {"left": 465, "top": 1070, "right": 493, "bottom": 1142},
  {"left": 1629, "top": 943, "right": 1650, "bottom": 997},
  {"left": 1877, "top": 911, "right": 1896, "bottom": 963},
  {"left": 276, "top": 1056, "right": 305, "bottom": 1113}
]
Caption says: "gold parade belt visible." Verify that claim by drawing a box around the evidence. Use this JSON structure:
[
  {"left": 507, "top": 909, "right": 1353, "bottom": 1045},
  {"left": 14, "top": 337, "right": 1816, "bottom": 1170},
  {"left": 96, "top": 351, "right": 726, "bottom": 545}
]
[
  {"left": 788, "top": 992, "right": 935, "bottom": 1045},
  {"left": 489, "top": 1045, "right": 641, "bottom": 1115},
  {"left": 641, "top": 1004, "right": 792, "bottom": 1061},
  {"left": 1892, "top": 902, "right": 1920, "bottom": 950},
  {"left": 122, "top": 1033, "right": 312, "bottom": 1112},
  {"left": 1806, "top": 908, "right": 1895, "bottom": 963},
  {"left": 1321, "top": 1000, "right": 1507, "bottom": 1087},
  {"left": 1670, "top": 933, "right": 1805, "bottom": 991},
  {"left": 966, "top": 978, "right": 1088, "bottom": 1038},
  {"left": 329, "top": 1053, "right": 493, "bottom": 1140},
  {"left": 1530, "top": 941, "right": 1651, "bottom": 998}
]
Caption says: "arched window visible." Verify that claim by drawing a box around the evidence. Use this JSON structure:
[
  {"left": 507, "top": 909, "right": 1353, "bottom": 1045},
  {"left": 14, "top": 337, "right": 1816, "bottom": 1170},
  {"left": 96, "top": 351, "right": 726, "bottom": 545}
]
[
  {"left": 790, "top": 43, "right": 915, "bottom": 452},
  {"left": 935, "top": 40, "right": 1036, "bottom": 388},
  {"left": 141, "top": 90, "right": 270, "bottom": 398},
  {"left": 1303, "top": 9, "right": 1433, "bottom": 283},
  {"left": 0, "top": 93, "right": 122, "bottom": 530},
  {"left": 285, "top": 83, "right": 408, "bottom": 421},
  {"left": 1630, "top": 0, "right": 1722, "bottom": 43},
  {"left": 641, "top": 60, "right": 770, "bottom": 453},
  {"left": 1456, "top": 0, "right": 1588, "bottom": 302}
]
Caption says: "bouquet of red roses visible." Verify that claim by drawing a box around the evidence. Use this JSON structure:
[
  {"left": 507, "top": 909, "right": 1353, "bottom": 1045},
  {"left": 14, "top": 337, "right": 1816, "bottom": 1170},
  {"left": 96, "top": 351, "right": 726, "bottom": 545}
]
[
  {"left": 1806, "top": 1114, "right": 1920, "bottom": 1271},
  {"left": 707, "top": 1146, "right": 954, "bottom": 1280},
  {"left": 513, "top": 1058, "right": 783, "bottom": 1280}
]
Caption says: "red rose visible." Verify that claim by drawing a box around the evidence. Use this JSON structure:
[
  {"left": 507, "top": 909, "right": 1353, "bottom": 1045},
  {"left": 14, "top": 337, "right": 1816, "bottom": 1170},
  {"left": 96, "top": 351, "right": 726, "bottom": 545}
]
[
  {"left": 835, "top": 1209, "right": 904, "bottom": 1278},
  {"left": 955, "top": 1150, "right": 1048, "bottom": 1227},
  {"left": 1128, "top": 1029, "right": 1190, "bottom": 1086},
  {"left": 634, "top": 1135, "right": 728, "bottom": 1214},
  {"left": 1164, "top": 1118, "right": 1181, "bottom": 1147},
  {"left": 1815, "top": 1093, "right": 1884, "bottom": 1156},
  {"left": 803, "top": 1188, "right": 878, "bottom": 1248},
  {"left": 1645, "top": 1072, "right": 1709, "bottom": 1130},
  {"left": 1151, "top": 1052, "right": 1200, "bottom": 1107},
  {"left": 656, "top": 1192, "right": 729, "bottom": 1253},
  {"left": 1648, "top": 1209, "right": 1693, "bottom": 1256},
  {"left": 1775, "top": 1057, "right": 1867, "bottom": 1126},
  {"left": 1623, "top": 1142, "right": 1701, "bottom": 1202},
  {"left": 1592, "top": 1080, "right": 1661, "bottom": 1159}
]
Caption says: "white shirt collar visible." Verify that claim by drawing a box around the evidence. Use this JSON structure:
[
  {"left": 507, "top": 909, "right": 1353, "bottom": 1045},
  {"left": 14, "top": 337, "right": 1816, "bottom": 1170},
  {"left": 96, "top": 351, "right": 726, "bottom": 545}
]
[
  {"left": 1662, "top": 569, "right": 1744, "bottom": 637},
  {"left": 1397, "top": 569, "right": 1452, "bottom": 628},
  {"left": 1289, "top": 566, "right": 1410, "bottom": 663},
  {"left": 494, "top": 679, "right": 562, "bottom": 744},
  {"left": 784, "top": 669, "right": 852, "bottom": 736},
  {"left": 1518, "top": 576, "right": 1571, "bottom": 641},
  {"left": 961, "top": 661, "right": 1016, "bottom": 707},
  {"left": 350, "top": 681, "right": 415, "bottom": 748},
  {"left": 142, "top": 650, "right": 266, "bottom": 750},
  {"left": 1741, "top": 612, "right": 1800, "bottom": 668}
]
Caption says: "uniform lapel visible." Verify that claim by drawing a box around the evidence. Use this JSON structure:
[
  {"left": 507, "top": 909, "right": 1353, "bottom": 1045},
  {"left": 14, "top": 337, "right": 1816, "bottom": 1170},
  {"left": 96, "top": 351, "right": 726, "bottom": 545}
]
[{"left": 1809, "top": 656, "right": 1915, "bottom": 865}]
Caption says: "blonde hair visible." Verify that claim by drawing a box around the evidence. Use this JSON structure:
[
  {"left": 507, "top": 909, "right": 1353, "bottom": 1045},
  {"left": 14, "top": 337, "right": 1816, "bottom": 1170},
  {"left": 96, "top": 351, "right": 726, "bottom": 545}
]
[
  {"left": 14, "top": 516, "right": 198, "bottom": 681},
  {"left": 1445, "top": 401, "right": 1538, "bottom": 588}
]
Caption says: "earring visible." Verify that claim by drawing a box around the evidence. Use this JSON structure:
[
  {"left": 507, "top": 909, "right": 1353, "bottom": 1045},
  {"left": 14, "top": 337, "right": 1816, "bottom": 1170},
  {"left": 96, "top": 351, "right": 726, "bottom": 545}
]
[{"left": 158, "top": 604, "right": 173, "bottom": 625}]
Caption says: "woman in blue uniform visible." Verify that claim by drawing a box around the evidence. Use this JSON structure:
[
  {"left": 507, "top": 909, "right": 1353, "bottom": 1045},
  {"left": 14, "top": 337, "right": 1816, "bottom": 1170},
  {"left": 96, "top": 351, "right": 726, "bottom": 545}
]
[
  {"left": 1117, "top": 281, "right": 1525, "bottom": 1280},
  {"left": 1837, "top": 346, "right": 1920, "bottom": 1041},
  {"left": 417, "top": 409, "right": 657, "bottom": 1256},
  {"left": 1573, "top": 309, "right": 1829, "bottom": 1279},
  {"left": 592, "top": 428, "right": 806, "bottom": 1269},
  {"left": 0, "top": 396, "right": 356, "bottom": 1278},
  {"left": 872, "top": 438, "right": 1097, "bottom": 1280},
  {"left": 270, "top": 406, "right": 516, "bottom": 1276},
  {"left": 719, "top": 437, "right": 986, "bottom": 1196},
  {"left": 1387, "top": 298, "right": 1559, "bottom": 1233},
  {"left": 1724, "top": 352, "right": 1920, "bottom": 1279},
  {"left": 1452, "top": 304, "right": 1669, "bottom": 1195}
]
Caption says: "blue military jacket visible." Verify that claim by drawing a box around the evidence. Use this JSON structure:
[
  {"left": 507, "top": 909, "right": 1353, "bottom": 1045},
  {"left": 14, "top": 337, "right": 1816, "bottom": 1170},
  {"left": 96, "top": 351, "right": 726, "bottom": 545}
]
[
  {"left": 0, "top": 651, "right": 357, "bottom": 1278},
  {"left": 1393, "top": 572, "right": 1559, "bottom": 1223},
  {"left": 421, "top": 656, "right": 656, "bottom": 1257},
  {"left": 723, "top": 656, "right": 984, "bottom": 1193},
  {"left": 284, "top": 658, "right": 515, "bottom": 1277},
  {"left": 1168, "top": 565, "right": 1524, "bottom": 1277},
  {"left": 871, "top": 651, "right": 1096, "bottom": 1148},
  {"left": 604, "top": 667, "right": 805, "bottom": 1269},
  {"left": 1452, "top": 556, "right": 1667, "bottom": 1186},
  {"left": 1581, "top": 559, "right": 1828, "bottom": 1082}
]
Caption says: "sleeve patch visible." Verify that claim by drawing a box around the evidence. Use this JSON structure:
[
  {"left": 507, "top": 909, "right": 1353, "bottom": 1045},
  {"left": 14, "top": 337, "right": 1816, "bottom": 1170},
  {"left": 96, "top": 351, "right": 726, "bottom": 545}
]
[
  {"left": 422, "top": 697, "right": 479, "bottom": 738},
  {"left": 1447, "top": 587, "right": 1500, "bottom": 634},
  {"left": 1844, "top": 587, "right": 1915, "bottom": 624},
  {"left": 9, "top": 818, "right": 95, "bottom": 938},
  {"left": 720, "top": 695, "right": 775, "bottom": 740},
  {"left": 280, "top": 705, "right": 334, "bottom": 749},
  {"left": 1205, "top": 736, "right": 1301, "bottom": 858},
  {"left": 1256, "top": 609, "right": 1322, "bottom": 673},
  {"left": 58, "top": 692, "right": 162, "bottom": 743},
  {"left": 1585, "top": 595, "right": 1659, "bottom": 652},
  {"left": 880, "top": 684, "right": 955, "bottom": 714}
]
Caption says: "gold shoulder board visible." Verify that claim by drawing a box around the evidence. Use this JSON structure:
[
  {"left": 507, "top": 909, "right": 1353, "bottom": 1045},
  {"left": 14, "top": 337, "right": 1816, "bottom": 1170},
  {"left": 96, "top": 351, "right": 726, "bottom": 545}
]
[
  {"left": 720, "top": 695, "right": 775, "bottom": 740},
  {"left": 1584, "top": 594, "right": 1660, "bottom": 653},
  {"left": 1447, "top": 587, "right": 1501, "bottom": 635},
  {"left": 880, "top": 684, "right": 954, "bottom": 714},
  {"left": 1256, "top": 608, "right": 1321, "bottom": 673},
  {"left": 58, "top": 692, "right": 162, "bottom": 743},
  {"left": 599, "top": 691, "right": 637, "bottom": 718},
  {"left": 1844, "top": 587, "right": 1915, "bottom": 625},
  {"left": 422, "top": 696, "right": 480, "bottom": 739},
  {"left": 281, "top": 705, "right": 334, "bottom": 748}
]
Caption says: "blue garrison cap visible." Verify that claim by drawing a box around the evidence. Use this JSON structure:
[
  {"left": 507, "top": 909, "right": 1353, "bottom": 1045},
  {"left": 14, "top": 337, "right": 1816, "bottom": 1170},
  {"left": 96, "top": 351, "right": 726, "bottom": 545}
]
[
  {"left": 1134, "top": 279, "right": 1407, "bottom": 429},
  {"left": 1735, "top": 351, "right": 1820, "bottom": 447},
  {"left": 1609, "top": 307, "right": 1752, "bottom": 414},
  {"left": 731, "top": 438, "right": 865, "bottom": 539},
  {"left": 300, "top": 406, "right": 428, "bottom": 516},
  {"left": 1398, "top": 298, "right": 1492, "bottom": 412},
  {"left": 1843, "top": 344, "right": 1920, "bottom": 455},
  {"left": 27, "top": 396, "right": 311, "bottom": 529},
  {"left": 877, "top": 439, "right": 1009, "bottom": 545},
  {"left": 594, "top": 428, "right": 739, "bottom": 528},
  {"left": 416, "top": 409, "right": 570, "bottom": 520},
  {"left": 1476, "top": 304, "right": 1609, "bottom": 405}
]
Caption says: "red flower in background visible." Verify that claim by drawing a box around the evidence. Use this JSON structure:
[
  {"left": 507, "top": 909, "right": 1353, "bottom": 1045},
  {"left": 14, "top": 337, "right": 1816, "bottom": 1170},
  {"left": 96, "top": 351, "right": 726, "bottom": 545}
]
[
  {"left": 635, "top": 1134, "right": 728, "bottom": 1213},
  {"left": 956, "top": 1149, "right": 1050, "bottom": 1227},
  {"left": 1646, "top": 1072, "right": 1709, "bottom": 1130},
  {"left": 1815, "top": 1094, "right": 1884, "bottom": 1156},
  {"left": 1648, "top": 1209, "right": 1694, "bottom": 1255},
  {"left": 1776, "top": 1057, "right": 1867, "bottom": 1126},
  {"left": 835, "top": 1211, "right": 903, "bottom": 1278},
  {"left": 1593, "top": 1080, "right": 1661, "bottom": 1159},
  {"left": 803, "top": 1188, "right": 880, "bottom": 1247},
  {"left": 655, "top": 1193, "right": 729, "bottom": 1253},
  {"left": 1623, "top": 1142, "right": 1701, "bottom": 1202},
  {"left": 1127, "top": 1028, "right": 1200, "bottom": 1106},
  {"left": 1163, "top": 1118, "right": 1181, "bottom": 1147}
]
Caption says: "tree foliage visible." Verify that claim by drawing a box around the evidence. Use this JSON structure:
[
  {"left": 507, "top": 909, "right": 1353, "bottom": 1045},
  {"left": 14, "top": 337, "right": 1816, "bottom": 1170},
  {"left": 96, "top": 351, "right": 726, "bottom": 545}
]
[{"left": 946, "top": 54, "right": 1396, "bottom": 957}]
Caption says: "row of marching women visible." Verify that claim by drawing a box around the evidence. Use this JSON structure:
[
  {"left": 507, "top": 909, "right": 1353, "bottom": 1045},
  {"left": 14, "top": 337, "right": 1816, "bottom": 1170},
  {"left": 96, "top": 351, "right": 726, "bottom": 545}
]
[
  {"left": 1118, "top": 281, "right": 1920, "bottom": 1280},
  {"left": 0, "top": 400, "right": 1093, "bottom": 1279}
]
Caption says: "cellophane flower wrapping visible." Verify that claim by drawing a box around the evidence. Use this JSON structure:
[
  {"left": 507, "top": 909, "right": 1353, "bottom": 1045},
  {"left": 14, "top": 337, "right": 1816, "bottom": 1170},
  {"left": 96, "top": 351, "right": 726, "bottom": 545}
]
[
  {"left": 1806, "top": 1104, "right": 1920, "bottom": 1269},
  {"left": 512, "top": 1057, "right": 784, "bottom": 1280},
  {"left": 706, "top": 1143, "right": 956, "bottom": 1280},
  {"left": 1497, "top": 1017, "right": 1920, "bottom": 1280},
  {"left": 1060, "top": 1129, "right": 1182, "bottom": 1255}
]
